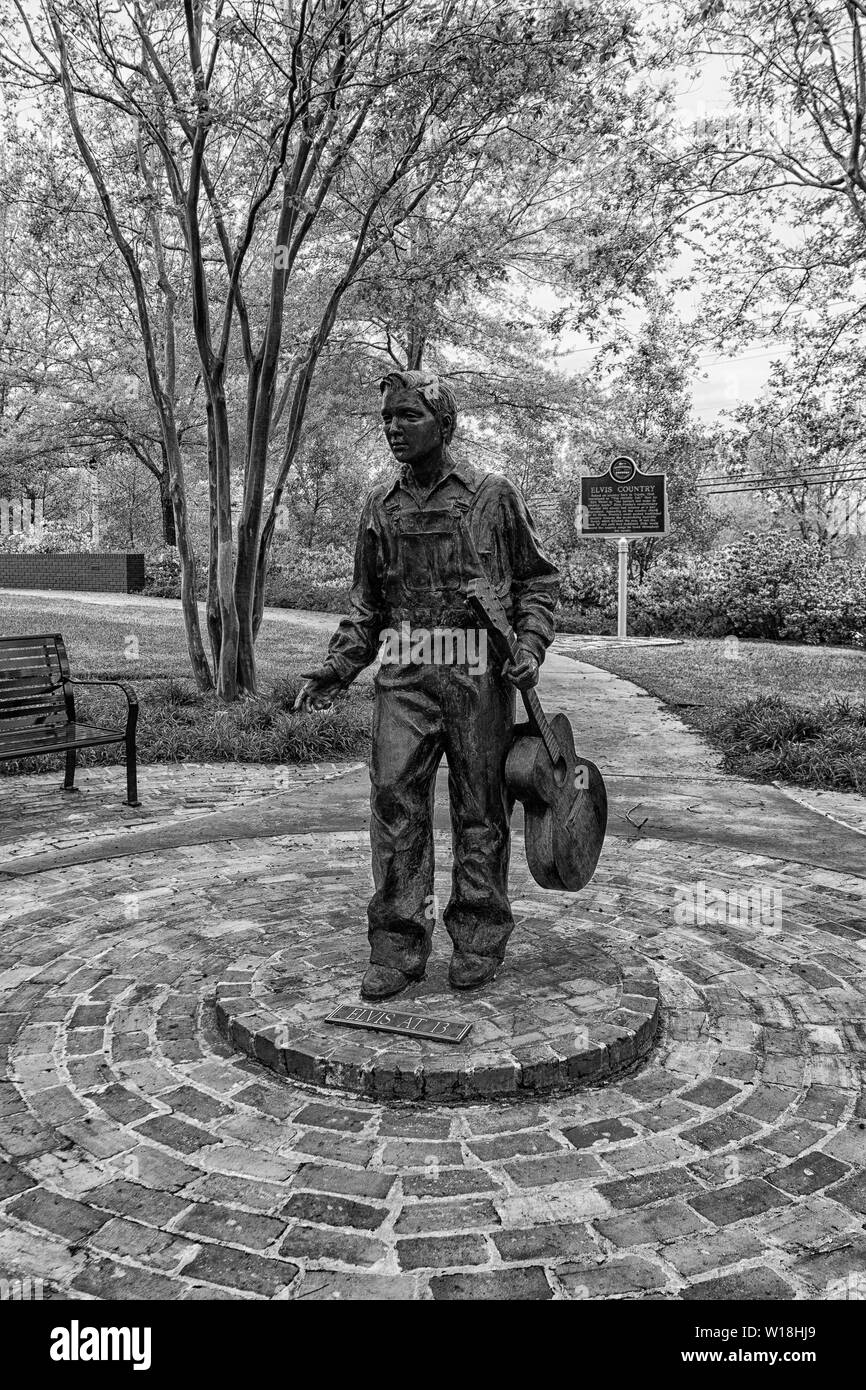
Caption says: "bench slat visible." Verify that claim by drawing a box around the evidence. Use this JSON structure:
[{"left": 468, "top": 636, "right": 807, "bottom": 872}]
[
  {"left": 0, "top": 643, "right": 58, "bottom": 657},
  {"left": 0, "top": 699, "right": 67, "bottom": 719},
  {"left": 0, "top": 723, "right": 124, "bottom": 759},
  {"left": 0, "top": 660, "right": 56, "bottom": 673},
  {"left": 0, "top": 693, "right": 64, "bottom": 711},
  {"left": 0, "top": 642, "right": 58, "bottom": 658},
  {"left": 0, "top": 697, "right": 66, "bottom": 712},
  {"left": 0, "top": 664, "right": 60, "bottom": 683},
  {"left": 0, "top": 715, "right": 69, "bottom": 734},
  {"left": 0, "top": 676, "right": 63, "bottom": 694}
]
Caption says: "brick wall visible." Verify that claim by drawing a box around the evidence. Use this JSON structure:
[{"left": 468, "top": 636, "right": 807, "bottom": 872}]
[{"left": 0, "top": 553, "right": 145, "bottom": 594}]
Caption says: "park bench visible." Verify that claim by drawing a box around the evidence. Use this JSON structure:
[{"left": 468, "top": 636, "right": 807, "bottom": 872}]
[{"left": 0, "top": 634, "right": 140, "bottom": 806}]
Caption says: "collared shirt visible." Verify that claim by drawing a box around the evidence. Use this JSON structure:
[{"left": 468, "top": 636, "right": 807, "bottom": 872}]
[
  {"left": 386, "top": 456, "right": 481, "bottom": 504},
  {"left": 324, "top": 456, "right": 560, "bottom": 684}
]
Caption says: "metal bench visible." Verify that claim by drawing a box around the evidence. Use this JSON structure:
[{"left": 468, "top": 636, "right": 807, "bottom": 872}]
[{"left": 0, "top": 633, "right": 140, "bottom": 806}]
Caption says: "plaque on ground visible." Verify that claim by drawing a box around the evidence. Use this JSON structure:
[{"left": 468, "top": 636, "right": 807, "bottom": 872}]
[
  {"left": 577, "top": 455, "right": 668, "bottom": 537},
  {"left": 325, "top": 1003, "right": 472, "bottom": 1043}
]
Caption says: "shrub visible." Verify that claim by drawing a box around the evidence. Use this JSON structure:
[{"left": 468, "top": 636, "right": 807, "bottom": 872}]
[
  {"left": 709, "top": 693, "right": 866, "bottom": 792},
  {"left": 141, "top": 545, "right": 354, "bottom": 611},
  {"left": 267, "top": 545, "right": 353, "bottom": 613},
  {"left": 556, "top": 530, "right": 866, "bottom": 648},
  {"left": 0, "top": 676, "right": 373, "bottom": 774},
  {"left": 142, "top": 548, "right": 202, "bottom": 599}
]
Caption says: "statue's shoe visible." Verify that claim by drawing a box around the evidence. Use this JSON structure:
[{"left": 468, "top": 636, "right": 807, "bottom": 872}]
[
  {"left": 360, "top": 964, "right": 419, "bottom": 1000},
  {"left": 448, "top": 953, "right": 499, "bottom": 990}
]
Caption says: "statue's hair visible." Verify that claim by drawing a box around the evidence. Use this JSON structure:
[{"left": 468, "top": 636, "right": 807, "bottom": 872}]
[{"left": 379, "top": 370, "right": 457, "bottom": 444}]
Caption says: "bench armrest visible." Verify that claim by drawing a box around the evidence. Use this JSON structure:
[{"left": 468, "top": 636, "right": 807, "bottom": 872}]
[
  {"left": 67, "top": 679, "right": 139, "bottom": 737},
  {"left": 68, "top": 678, "right": 139, "bottom": 706}
]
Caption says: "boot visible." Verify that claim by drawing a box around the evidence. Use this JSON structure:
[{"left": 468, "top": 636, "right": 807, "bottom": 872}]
[
  {"left": 448, "top": 951, "right": 499, "bottom": 990},
  {"left": 360, "top": 964, "right": 418, "bottom": 1000}
]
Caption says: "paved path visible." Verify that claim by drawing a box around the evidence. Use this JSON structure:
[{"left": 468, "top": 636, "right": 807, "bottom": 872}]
[{"left": 0, "top": 640, "right": 864, "bottom": 1300}]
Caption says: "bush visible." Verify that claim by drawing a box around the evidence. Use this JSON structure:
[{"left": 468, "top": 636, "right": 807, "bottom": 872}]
[
  {"left": 141, "top": 545, "right": 353, "bottom": 611},
  {"left": 628, "top": 554, "right": 727, "bottom": 637},
  {"left": 141, "top": 548, "right": 207, "bottom": 600},
  {"left": 709, "top": 693, "right": 866, "bottom": 792},
  {"left": 556, "top": 530, "right": 866, "bottom": 648},
  {"left": 267, "top": 545, "right": 353, "bottom": 612},
  {"left": 0, "top": 523, "right": 101, "bottom": 554},
  {"left": 0, "top": 675, "right": 373, "bottom": 774}
]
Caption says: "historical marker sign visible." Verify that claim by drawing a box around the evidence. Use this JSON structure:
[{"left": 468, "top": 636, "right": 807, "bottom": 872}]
[
  {"left": 577, "top": 455, "right": 668, "bottom": 538},
  {"left": 325, "top": 1003, "right": 472, "bottom": 1044}
]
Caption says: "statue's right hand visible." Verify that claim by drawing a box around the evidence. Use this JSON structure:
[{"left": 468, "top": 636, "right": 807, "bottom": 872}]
[{"left": 293, "top": 666, "right": 343, "bottom": 712}]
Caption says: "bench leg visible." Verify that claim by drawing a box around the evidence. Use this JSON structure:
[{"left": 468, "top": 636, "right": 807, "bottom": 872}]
[
  {"left": 124, "top": 735, "right": 141, "bottom": 808},
  {"left": 63, "top": 749, "right": 78, "bottom": 793}
]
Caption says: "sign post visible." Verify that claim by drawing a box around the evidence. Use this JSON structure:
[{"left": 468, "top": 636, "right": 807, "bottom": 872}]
[
  {"left": 576, "top": 455, "right": 669, "bottom": 640},
  {"left": 617, "top": 537, "right": 628, "bottom": 638}
]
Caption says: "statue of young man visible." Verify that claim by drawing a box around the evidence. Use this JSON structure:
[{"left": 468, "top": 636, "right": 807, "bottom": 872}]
[{"left": 295, "top": 371, "right": 560, "bottom": 1000}]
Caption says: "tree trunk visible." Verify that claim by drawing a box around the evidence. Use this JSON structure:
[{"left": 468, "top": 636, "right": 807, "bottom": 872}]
[
  {"left": 159, "top": 455, "right": 177, "bottom": 546},
  {"left": 205, "top": 405, "right": 222, "bottom": 676},
  {"left": 165, "top": 429, "right": 213, "bottom": 692},
  {"left": 407, "top": 320, "right": 425, "bottom": 370},
  {"left": 210, "top": 385, "right": 240, "bottom": 701}
]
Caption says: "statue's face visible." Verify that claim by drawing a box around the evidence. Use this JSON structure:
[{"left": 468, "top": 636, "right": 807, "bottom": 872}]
[{"left": 380, "top": 385, "right": 443, "bottom": 465}]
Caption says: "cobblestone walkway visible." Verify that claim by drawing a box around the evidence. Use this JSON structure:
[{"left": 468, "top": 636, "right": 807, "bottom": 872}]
[{"left": 0, "top": 652, "right": 864, "bottom": 1301}]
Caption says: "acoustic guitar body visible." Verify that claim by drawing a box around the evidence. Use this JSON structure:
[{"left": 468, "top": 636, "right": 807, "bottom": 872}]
[
  {"left": 464, "top": 575, "right": 608, "bottom": 894},
  {"left": 506, "top": 712, "right": 608, "bottom": 892}
]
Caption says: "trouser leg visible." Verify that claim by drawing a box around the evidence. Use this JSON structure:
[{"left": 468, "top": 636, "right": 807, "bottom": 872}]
[
  {"left": 367, "top": 668, "right": 444, "bottom": 976},
  {"left": 442, "top": 664, "right": 515, "bottom": 964}
]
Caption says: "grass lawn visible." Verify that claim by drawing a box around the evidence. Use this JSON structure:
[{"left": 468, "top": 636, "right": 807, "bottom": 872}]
[
  {"left": 0, "top": 591, "right": 333, "bottom": 682},
  {"left": 562, "top": 637, "right": 866, "bottom": 792},
  {"left": 0, "top": 591, "right": 372, "bottom": 771}
]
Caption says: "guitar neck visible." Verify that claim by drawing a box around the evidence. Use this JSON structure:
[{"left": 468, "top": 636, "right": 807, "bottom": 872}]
[{"left": 521, "top": 685, "right": 563, "bottom": 767}]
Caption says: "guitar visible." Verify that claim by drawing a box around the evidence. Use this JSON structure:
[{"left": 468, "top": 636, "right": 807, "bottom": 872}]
[{"left": 466, "top": 576, "right": 608, "bottom": 892}]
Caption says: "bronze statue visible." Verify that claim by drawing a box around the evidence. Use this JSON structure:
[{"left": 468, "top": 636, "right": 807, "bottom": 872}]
[{"left": 294, "top": 371, "right": 560, "bottom": 1000}]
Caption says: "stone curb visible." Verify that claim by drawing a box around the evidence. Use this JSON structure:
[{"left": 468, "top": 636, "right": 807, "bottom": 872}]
[{"left": 214, "top": 959, "right": 661, "bottom": 1104}]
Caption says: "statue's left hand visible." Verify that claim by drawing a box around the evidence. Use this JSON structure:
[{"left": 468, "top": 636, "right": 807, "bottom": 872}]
[
  {"left": 293, "top": 666, "right": 344, "bottom": 711},
  {"left": 502, "top": 646, "right": 539, "bottom": 690}
]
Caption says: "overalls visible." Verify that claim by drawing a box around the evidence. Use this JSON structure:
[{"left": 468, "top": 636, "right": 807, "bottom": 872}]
[{"left": 367, "top": 476, "right": 517, "bottom": 978}]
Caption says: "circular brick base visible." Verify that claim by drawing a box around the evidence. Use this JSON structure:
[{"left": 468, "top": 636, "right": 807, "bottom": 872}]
[{"left": 215, "top": 916, "right": 661, "bottom": 1102}]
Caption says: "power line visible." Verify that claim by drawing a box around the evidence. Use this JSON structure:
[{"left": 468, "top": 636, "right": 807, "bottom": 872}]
[
  {"left": 699, "top": 468, "right": 865, "bottom": 487},
  {"left": 701, "top": 475, "right": 866, "bottom": 495}
]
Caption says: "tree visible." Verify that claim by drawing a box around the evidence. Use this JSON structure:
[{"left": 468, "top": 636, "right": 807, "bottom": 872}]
[
  {"left": 674, "top": 0, "right": 866, "bottom": 404},
  {"left": 0, "top": 1, "right": 678, "bottom": 697},
  {"left": 0, "top": 109, "right": 201, "bottom": 547},
  {"left": 559, "top": 302, "right": 721, "bottom": 577},
  {"left": 719, "top": 371, "right": 866, "bottom": 540}
]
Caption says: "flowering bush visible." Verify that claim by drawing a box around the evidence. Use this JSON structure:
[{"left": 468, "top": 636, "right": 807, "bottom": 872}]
[
  {"left": 268, "top": 544, "right": 353, "bottom": 612},
  {"left": 0, "top": 522, "right": 97, "bottom": 553},
  {"left": 558, "top": 531, "right": 866, "bottom": 648},
  {"left": 142, "top": 547, "right": 206, "bottom": 599}
]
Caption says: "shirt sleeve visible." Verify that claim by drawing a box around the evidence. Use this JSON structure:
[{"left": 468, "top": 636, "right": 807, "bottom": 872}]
[
  {"left": 502, "top": 483, "right": 560, "bottom": 663},
  {"left": 323, "top": 491, "right": 386, "bottom": 684}
]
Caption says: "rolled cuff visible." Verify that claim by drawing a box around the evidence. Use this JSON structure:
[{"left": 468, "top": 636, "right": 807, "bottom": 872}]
[
  {"left": 320, "top": 654, "right": 362, "bottom": 687},
  {"left": 514, "top": 629, "right": 549, "bottom": 665}
]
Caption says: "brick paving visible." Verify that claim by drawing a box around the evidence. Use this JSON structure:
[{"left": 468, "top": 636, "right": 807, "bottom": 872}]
[
  {"left": 215, "top": 910, "right": 659, "bottom": 1101},
  {"left": 0, "top": 651, "right": 864, "bottom": 1301}
]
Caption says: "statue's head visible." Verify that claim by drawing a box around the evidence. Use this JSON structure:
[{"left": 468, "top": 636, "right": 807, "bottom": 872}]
[{"left": 379, "top": 370, "right": 457, "bottom": 466}]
